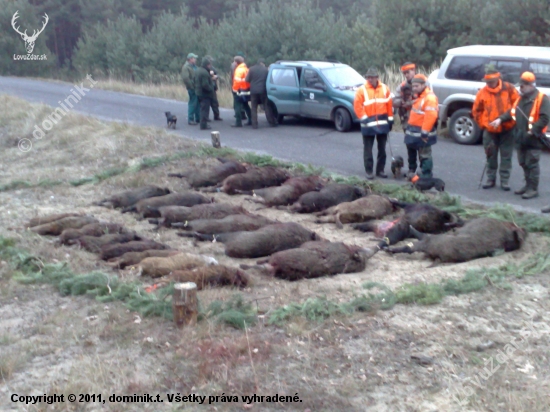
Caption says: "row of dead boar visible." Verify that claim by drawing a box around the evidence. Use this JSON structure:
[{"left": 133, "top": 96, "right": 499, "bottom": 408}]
[{"left": 26, "top": 158, "right": 527, "bottom": 292}]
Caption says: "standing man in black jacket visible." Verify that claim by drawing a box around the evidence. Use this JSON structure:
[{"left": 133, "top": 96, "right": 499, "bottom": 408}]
[
  {"left": 246, "top": 59, "right": 276, "bottom": 129},
  {"left": 195, "top": 57, "right": 215, "bottom": 130}
]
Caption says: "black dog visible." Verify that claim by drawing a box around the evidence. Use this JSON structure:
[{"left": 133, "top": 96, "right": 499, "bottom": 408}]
[
  {"left": 165, "top": 112, "right": 177, "bottom": 129},
  {"left": 390, "top": 155, "right": 404, "bottom": 179},
  {"left": 411, "top": 175, "right": 445, "bottom": 192}
]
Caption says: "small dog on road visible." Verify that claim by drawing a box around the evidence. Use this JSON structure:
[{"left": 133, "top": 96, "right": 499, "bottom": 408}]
[
  {"left": 391, "top": 155, "right": 404, "bottom": 179},
  {"left": 165, "top": 112, "right": 177, "bottom": 129}
]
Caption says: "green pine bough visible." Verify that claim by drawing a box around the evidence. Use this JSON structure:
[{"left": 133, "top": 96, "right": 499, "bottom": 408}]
[{"left": 3, "top": 236, "right": 548, "bottom": 327}]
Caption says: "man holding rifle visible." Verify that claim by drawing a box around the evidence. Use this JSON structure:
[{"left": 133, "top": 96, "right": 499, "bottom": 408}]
[{"left": 490, "top": 72, "right": 550, "bottom": 207}]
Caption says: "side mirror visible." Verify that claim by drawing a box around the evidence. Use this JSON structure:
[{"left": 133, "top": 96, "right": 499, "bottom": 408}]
[{"left": 314, "top": 82, "right": 327, "bottom": 91}]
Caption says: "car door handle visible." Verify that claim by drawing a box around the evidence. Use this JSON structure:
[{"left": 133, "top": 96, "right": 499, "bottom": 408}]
[{"left": 270, "top": 87, "right": 277, "bottom": 91}]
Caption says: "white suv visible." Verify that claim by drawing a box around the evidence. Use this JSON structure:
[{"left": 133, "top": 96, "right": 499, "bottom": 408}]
[{"left": 429, "top": 45, "right": 550, "bottom": 144}]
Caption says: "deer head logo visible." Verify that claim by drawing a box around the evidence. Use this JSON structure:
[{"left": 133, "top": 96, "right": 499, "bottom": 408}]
[{"left": 11, "top": 11, "right": 49, "bottom": 54}]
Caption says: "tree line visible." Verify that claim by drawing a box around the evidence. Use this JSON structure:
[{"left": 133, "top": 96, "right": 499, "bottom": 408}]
[{"left": 1, "top": 0, "right": 549, "bottom": 81}]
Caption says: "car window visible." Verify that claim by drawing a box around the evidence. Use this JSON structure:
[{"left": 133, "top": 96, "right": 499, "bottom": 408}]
[
  {"left": 489, "top": 60, "right": 523, "bottom": 84},
  {"left": 271, "top": 68, "right": 297, "bottom": 87},
  {"left": 445, "top": 56, "right": 486, "bottom": 81},
  {"left": 302, "top": 69, "right": 325, "bottom": 89},
  {"left": 528, "top": 61, "right": 550, "bottom": 88},
  {"left": 321, "top": 66, "right": 365, "bottom": 89}
]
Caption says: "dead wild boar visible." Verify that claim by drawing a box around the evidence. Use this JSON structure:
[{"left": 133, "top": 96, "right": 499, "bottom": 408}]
[
  {"left": 245, "top": 241, "right": 378, "bottom": 281},
  {"left": 154, "top": 265, "right": 249, "bottom": 290},
  {"left": 289, "top": 184, "right": 366, "bottom": 213},
  {"left": 60, "top": 223, "right": 130, "bottom": 245},
  {"left": 99, "top": 240, "right": 169, "bottom": 261},
  {"left": 203, "top": 166, "right": 290, "bottom": 195},
  {"left": 148, "top": 203, "right": 246, "bottom": 228},
  {"left": 351, "top": 202, "right": 461, "bottom": 248},
  {"left": 236, "top": 176, "right": 325, "bottom": 206},
  {"left": 387, "top": 218, "right": 526, "bottom": 262},
  {"left": 93, "top": 185, "right": 170, "bottom": 209},
  {"left": 107, "top": 249, "right": 181, "bottom": 269},
  {"left": 121, "top": 192, "right": 212, "bottom": 217},
  {"left": 74, "top": 232, "right": 141, "bottom": 253},
  {"left": 168, "top": 158, "right": 247, "bottom": 188},
  {"left": 26, "top": 213, "right": 80, "bottom": 228},
  {"left": 223, "top": 222, "right": 321, "bottom": 259},
  {"left": 174, "top": 214, "right": 275, "bottom": 236},
  {"left": 138, "top": 253, "right": 218, "bottom": 278},
  {"left": 31, "top": 216, "right": 99, "bottom": 236},
  {"left": 315, "top": 195, "right": 396, "bottom": 228}
]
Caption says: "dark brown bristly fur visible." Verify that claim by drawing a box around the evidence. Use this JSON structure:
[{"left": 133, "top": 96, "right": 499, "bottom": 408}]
[
  {"left": 31, "top": 216, "right": 99, "bottom": 236},
  {"left": 218, "top": 166, "right": 290, "bottom": 195},
  {"left": 169, "top": 160, "right": 247, "bottom": 188},
  {"left": 74, "top": 232, "right": 141, "bottom": 253},
  {"left": 224, "top": 222, "right": 321, "bottom": 258},
  {"left": 123, "top": 192, "right": 213, "bottom": 217},
  {"left": 60, "top": 223, "right": 130, "bottom": 245},
  {"left": 240, "top": 176, "right": 325, "bottom": 206},
  {"left": 93, "top": 186, "right": 170, "bottom": 209},
  {"left": 26, "top": 213, "right": 80, "bottom": 228},
  {"left": 99, "top": 240, "right": 169, "bottom": 261},
  {"left": 262, "top": 241, "right": 378, "bottom": 281},
  {"left": 315, "top": 195, "right": 395, "bottom": 227},
  {"left": 290, "top": 184, "right": 366, "bottom": 213},
  {"left": 154, "top": 265, "right": 249, "bottom": 290},
  {"left": 150, "top": 204, "right": 246, "bottom": 228},
  {"left": 175, "top": 214, "right": 274, "bottom": 234},
  {"left": 388, "top": 218, "right": 526, "bottom": 262}
]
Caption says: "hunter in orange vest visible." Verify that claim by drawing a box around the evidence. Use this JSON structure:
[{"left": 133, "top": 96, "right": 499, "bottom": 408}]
[
  {"left": 491, "top": 72, "right": 550, "bottom": 202},
  {"left": 231, "top": 56, "right": 252, "bottom": 127},
  {"left": 472, "top": 65, "right": 519, "bottom": 190},
  {"left": 404, "top": 73, "right": 439, "bottom": 178},
  {"left": 354, "top": 67, "right": 393, "bottom": 179}
]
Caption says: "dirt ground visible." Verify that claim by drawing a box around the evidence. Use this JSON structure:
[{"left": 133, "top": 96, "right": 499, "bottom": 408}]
[{"left": 1, "top": 95, "right": 550, "bottom": 412}]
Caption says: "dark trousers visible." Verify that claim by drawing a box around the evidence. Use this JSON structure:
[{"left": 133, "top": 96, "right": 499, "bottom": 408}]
[
  {"left": 232, "top": 92, "right": 249, "bottom": 120},
  {"left": 362, "top": 134, "right": 387, "bottom": 174},
  {"left": 233, "top": 94, "right": 251, "bottom": 126},
  {"left": 251, "top": 92, "right": 277, "bottom": 127},
  {"left": 517, "top": 146, "right": 541, "bottom": 190},
  {"left": 482, "top": 129, "right": 514, "bottom": 183},
  {"left": 407, "top": 145, "right": 433, "bottom": 177},
  {"left": 199, "top": 96, "right": 212, "bottom": 129},
  {"left": 211, "top": 92, "right": 220, "bottom": 119},
  {"left": 187, "top": 89, "right": 200, "bottom": 122}
]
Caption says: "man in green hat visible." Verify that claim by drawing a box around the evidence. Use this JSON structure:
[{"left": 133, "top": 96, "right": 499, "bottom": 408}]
[
  {"left": 182, "top": 53, "right": 200, "bottom": 125},
  {"left": 195, "top": 56, "right": 216, "bottom": 130},
  {"left": 491, "top": 71, "right": 550, "bottom": 201}
]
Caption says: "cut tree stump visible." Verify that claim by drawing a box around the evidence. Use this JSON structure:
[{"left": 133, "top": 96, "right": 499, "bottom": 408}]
[
  {"left": 211, "top": 131, "right": 221, "bottom": 148},
  {"left": 173, "top": 282, "right": 198, "bottom": 327}
]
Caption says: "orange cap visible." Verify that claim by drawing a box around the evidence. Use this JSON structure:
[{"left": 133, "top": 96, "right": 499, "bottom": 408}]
[
  {"left": 520, "top": 71, "right": 536, "bottom": 84},
  {"left": 411, "top": 74, "right": 428, "bottom": 84},
  {"left": 401, "top": 63, "right": 416, "bottom": 72},
  {"left": 483, "top": 72, "right": 501, "bottom": 81}
]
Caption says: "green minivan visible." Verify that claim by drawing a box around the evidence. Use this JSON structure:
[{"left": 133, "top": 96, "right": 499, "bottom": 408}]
[{"left": 266, "top": 60, "right": 365, "bottom": 132}]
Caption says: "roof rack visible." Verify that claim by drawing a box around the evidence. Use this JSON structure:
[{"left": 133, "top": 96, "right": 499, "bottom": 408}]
[{"left": 274, "top": 59, "right": 342, "bottom": 66}]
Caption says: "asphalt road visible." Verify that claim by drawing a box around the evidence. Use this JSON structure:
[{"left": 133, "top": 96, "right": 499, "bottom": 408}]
[{"left": 1, "top": 76, "right": 549, "bottom": 213}]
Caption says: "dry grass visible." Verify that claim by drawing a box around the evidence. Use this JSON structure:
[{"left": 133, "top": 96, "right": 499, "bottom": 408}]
[{"left": 1, "top": 95, "right": 550, "bottom": 411}]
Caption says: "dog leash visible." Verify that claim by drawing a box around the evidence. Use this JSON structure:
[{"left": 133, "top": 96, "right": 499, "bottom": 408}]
[{"left": 387, "top": 131, "right": 395, "bottom": 161}]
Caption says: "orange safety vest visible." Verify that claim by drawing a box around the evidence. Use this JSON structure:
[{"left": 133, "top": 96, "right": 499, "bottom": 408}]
[
  {"left": 353, "top": 82, "right": 393, "bottom": 135},
  {"left": 233, "top": 63, "right": 250, "bottom": 94},
  {"left": 472, "top": 80, "right": 518, "bottom": 133},
  {"left": 407, "top": 87, "right": 438, "bottom": 133},
  {"left": 511, "top": 91, "right": 549, "bottom": 134}
]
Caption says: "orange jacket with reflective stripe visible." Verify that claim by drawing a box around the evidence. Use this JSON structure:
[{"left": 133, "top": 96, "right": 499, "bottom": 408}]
[
  {"left": 511, "top": 91, "right": 549, "bottom": 134},
  {"left": 408, "top": 87, "right": 438, "bottom": 132},
  {"left": 472, "top": 80, "right": 518, "bottom": 133},
  {"left": 354, "top": 81, "right": 393, "bottom": 121},
  {"left": 233, "top": 63, "right": 250, "bottom": 92}
]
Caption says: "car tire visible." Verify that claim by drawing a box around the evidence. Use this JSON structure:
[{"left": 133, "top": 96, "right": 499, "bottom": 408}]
[
  {"left": 277, "top": 114, "right": 285, "bottom": 124},
  {"left": 449, "top": 108, "right": 481, "bottom": 145},
  {"left": 334, "top": 108, "right": 352, "bottom": 132}
]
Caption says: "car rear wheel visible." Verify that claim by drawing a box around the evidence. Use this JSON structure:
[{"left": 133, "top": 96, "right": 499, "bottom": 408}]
[
  {"left": 277, "top": 114, "right": 285, "bottom": 124},
  {"left": 334, "top": 108, "right": 352, "bottom": 132},
  {"left": 449, "top": 108, "right": 481, "bottom": 145}
]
